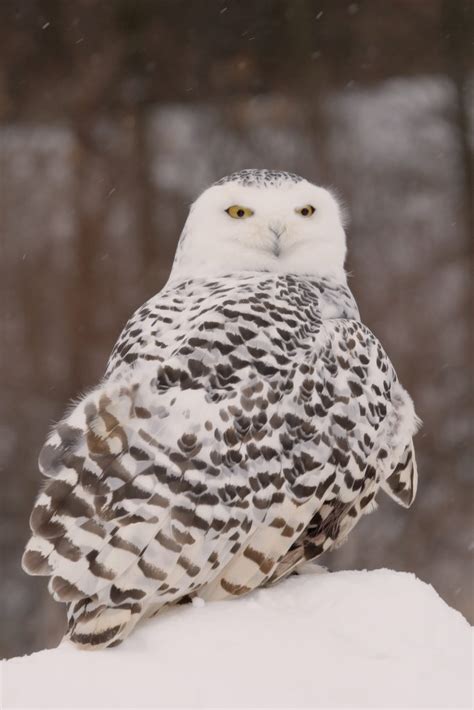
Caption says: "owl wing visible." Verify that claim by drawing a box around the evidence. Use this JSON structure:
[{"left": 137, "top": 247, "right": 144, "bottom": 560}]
[
  {"left": 324, "top": 317, "right": 419, "bottom": 506},
  {"left": 22, "top": 378, "right": 254, "bottom": 647},
  {"left": 199, "top": 317, "right": 420, "bottom": 593},
  {"left": 24, "top": 368, "right": 275, "bottom": 623}
]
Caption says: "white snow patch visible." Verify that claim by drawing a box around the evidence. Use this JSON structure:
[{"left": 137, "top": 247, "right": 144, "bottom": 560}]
[{"left": 1, "top": 570, "right": 472, "bottom": 708}]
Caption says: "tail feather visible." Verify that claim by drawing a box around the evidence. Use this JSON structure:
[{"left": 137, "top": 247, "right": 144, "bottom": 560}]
[
  {"left": 381, "top": 440, "right": 418, "bottom": 508},
  {"left": 67, "top": 598, "right": 141, "bottom": 650}
]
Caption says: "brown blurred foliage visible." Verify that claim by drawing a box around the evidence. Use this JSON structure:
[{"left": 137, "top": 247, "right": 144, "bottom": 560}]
[{"left": 0, "top": 0, "right": 472, "bottom": 659}]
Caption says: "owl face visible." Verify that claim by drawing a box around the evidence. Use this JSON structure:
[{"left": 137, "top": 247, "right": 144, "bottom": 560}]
[{"left": 169, "top": 170, "right": 347, "bottom": 282}]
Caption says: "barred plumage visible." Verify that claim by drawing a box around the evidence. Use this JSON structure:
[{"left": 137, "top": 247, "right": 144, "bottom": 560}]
[{"left": 23, "top": 170, "right": 419, "bottom": 649}]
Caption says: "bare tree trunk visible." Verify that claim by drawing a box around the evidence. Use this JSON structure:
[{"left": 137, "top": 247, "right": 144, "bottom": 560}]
[{"left": 442, "top": 0, "right": 473, "bottom": 360}]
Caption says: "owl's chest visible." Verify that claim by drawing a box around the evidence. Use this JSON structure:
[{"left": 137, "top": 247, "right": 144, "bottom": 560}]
[
  {"left": 173, "top": 286, "right": 323, "bottom": 363},
  {"left": 106, "top": 276, "right": 354, "bottom": 382},
  {"left": 171, "top": 302, "right": 320, "bottom": 389}
]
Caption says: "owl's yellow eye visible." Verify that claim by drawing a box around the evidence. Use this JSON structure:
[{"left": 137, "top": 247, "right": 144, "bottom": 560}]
[
  {"left": 295, "top": 205, "right": 315, "bottom": 217},
  {"left": 226, "top": 205, "right": 254, "bottom": 219}
]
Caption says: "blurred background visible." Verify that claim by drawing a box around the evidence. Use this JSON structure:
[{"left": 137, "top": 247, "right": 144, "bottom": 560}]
[{"left": 0, "top": 0, "right": 472, "bottom": 659}]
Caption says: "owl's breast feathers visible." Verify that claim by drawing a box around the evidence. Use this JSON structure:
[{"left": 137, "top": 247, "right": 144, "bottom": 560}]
[{"left": 22, "top": 273, "right": 419, "bottom": 648}]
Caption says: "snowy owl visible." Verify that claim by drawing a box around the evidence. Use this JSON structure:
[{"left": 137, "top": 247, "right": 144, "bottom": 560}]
[{"left": 23, "top": 169, "right": 420, "bottom": 649}]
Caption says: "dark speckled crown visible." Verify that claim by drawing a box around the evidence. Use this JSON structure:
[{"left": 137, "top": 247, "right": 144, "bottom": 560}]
[{"left": 214, "top": 169, "right": 305, "bottom": 188}]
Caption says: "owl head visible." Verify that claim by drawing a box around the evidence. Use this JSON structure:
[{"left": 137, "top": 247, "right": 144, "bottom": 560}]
[{"left": 169, "top": 169, "right": 347, "bottom": 282}]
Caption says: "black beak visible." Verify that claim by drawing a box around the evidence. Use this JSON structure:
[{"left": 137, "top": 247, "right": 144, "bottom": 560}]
[{"left": 269, "top": 226, "right": 283, "bottom": 257}]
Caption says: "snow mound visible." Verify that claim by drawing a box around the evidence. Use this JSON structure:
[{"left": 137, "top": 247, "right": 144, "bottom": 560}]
[{"left": 2, "top": 569, "right": 472, "bottom": 708}]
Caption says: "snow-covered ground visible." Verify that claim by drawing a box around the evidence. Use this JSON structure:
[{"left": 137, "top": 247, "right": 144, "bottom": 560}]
[{"left": 1, "top": 569, "right": 472, "bottom": 708}]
